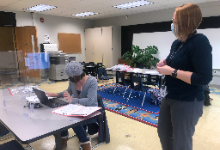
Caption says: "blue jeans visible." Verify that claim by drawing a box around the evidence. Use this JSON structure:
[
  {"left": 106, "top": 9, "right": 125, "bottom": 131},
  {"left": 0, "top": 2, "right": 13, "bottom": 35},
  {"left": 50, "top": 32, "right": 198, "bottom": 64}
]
[{"left": 61, "top": 119, "right": 97, "bottom": 143}]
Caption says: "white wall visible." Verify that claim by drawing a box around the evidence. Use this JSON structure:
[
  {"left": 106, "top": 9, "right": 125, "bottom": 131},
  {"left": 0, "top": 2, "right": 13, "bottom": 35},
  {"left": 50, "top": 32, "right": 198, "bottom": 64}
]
[
  {"left": 94, "top": 1, "right": 220, "bottom": 27},
  {"left": 133, "top": 29, "right": 220, "bottom": 69},
  {"left": 14, "top": 11, "right": 94, "bottom": 62}
]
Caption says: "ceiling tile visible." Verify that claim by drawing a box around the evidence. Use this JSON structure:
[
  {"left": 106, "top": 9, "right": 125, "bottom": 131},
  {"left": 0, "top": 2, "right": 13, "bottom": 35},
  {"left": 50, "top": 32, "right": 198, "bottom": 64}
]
[
  {"left": 37, "top": 7, "right": 70, "bottom": 15},
  {"left": 43, "top": 0, "right": 80, "bottom": 7},
  {"left": 0, "top": 0, "right": 18, "bottom": 7},
  {"left": 6, "top": 1, "right": 43, "bottom": 11},
  {"left": 58, "top": 0, "right": 97, "bottom": 9},
  {"left": 2, "top": 0, "right": 219, "bottom": 20}
]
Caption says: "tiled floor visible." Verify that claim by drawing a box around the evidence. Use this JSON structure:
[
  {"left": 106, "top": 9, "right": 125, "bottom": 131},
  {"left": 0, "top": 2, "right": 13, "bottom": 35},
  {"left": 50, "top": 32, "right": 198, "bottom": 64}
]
[{"left": 1, "top": 80, "right": 220, "bottom": 150}]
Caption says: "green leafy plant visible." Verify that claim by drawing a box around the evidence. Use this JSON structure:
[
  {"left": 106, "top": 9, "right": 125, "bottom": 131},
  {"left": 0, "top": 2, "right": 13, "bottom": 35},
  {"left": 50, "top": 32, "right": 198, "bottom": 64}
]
[{"left": 121, "top": 45, "right": 160, "bottom": 68}]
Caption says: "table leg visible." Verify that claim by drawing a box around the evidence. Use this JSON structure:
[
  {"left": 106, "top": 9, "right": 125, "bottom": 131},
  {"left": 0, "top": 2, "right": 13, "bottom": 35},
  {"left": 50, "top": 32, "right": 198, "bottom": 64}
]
[{"left": 54, "top": 132, "right": 62, "bottom": 150}]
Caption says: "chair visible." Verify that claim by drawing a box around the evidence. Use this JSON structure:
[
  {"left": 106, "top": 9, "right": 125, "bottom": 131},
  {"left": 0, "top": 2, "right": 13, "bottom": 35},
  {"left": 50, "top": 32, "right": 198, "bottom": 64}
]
[
  {"left": 86, "top": 62, "right": 96, "bottom": 76},
  {"left": 69, "top": 95, "right": 110, "bottom": 149},
  {"left": 97, "top": 68, "right": 113, "bottom": 84},
  {"left": 0, "top": 140, "right": 25, "bottom": 150},
  {"left": 96, "top": 63, "right": 103, "bottom": 68},
  {"left": 141, "top": 74, "right": 160, "bottom": 88},
  {"left": 89, "top": 62, "right": 95, "bottom": 66},
  {"left": 109, "top": 71, "right": 131, "bottom": 98},
  {"left": 125, "top": 74, "right": 142, "bottom": 103},
  {"left": 80, "top": 62, "right": 86, "bottom": 66},
  {"left": 0, "top": 123, "right": 10, "bottom": 138},
  {"left": 141, "top": 74, "right": 161, "bottom": 106},
  {"left": 122, "top": 74, "right": 151, "bottom": 107}
]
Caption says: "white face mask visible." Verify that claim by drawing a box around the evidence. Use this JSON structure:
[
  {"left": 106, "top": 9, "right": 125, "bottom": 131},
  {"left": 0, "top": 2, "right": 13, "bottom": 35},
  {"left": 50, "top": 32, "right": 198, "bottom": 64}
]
[{"left": 171, "top": 23, "right": 177, "bottom": 35}]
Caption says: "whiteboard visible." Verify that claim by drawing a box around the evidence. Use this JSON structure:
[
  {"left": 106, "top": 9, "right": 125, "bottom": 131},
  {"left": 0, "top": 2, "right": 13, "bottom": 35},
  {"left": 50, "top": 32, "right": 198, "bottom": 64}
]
[{"left": 133, "top": 28, "right": 220, "bottom": 69}]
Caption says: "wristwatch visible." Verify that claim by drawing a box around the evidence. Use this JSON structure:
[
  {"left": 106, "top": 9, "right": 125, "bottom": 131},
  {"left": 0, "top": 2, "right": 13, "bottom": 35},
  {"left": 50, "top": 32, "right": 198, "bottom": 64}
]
[{"left": 172, "top": 69, "right": 178, "bottom": 78}]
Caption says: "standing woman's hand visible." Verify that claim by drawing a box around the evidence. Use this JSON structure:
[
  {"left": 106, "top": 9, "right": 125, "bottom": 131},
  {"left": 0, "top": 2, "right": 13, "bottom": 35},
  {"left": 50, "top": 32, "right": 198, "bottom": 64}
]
[
  {"left": 157, "top": 59, "right": 167, "bottom": 67},
  {"left": 157, "top": 65, "right": 174, "bottom": 75}
]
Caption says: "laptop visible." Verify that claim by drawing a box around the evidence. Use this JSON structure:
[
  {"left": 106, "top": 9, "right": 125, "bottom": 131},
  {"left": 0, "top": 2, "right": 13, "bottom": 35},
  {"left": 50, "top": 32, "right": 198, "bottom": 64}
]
[{"left": 33, "top": 88, "right": 69, "bottom": 108}]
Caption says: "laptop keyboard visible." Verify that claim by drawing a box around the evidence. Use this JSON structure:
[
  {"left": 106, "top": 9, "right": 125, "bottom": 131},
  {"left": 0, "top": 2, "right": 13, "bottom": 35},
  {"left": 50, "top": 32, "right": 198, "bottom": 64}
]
[{"left": 50, "top": 99, "right": 68, "bottom": 108}]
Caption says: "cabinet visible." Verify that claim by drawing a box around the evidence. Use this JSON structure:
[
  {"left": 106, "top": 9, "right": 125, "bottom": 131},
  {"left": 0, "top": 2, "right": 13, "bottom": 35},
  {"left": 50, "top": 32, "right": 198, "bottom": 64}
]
[{"left": 85, "top": 26, "right": 121, "bottom": 68}]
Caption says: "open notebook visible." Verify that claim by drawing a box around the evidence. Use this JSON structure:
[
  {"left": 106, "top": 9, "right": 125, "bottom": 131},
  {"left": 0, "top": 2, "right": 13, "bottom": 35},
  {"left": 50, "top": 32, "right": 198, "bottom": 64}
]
[{"left": 52, "top": 104, "right": 101, "bottom": 117}]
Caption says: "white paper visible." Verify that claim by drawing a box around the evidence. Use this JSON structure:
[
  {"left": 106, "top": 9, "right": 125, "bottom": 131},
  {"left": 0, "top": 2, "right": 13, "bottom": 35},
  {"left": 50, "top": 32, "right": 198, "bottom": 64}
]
[
  {"left": 72, "top": 107, "right": 101, "bottom": 116},
  {"left": 26, "top": 96, "right": 40, "bottom": 103},
  {"left": 52, "top": 104, "right": 100, "bottom": 116},
  {"left": 48, "top": 97, "right": 57, "bottom": 99},
  {"left": 52, "top": 104, "right": 84, "bottom": 115}
]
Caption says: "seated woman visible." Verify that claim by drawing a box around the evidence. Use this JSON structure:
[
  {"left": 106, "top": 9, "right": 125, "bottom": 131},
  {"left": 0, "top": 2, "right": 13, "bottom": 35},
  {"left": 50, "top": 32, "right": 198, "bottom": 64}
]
[{"left": 46, "top": 61, "right": 98, "bottom": 150}]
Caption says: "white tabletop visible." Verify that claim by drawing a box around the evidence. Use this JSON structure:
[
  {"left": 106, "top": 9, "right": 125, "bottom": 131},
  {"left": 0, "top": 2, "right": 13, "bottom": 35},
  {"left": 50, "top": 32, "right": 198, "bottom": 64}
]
[
  {"left": 0, "top": 89, "right": 101, "bottom": 144},
  {"left": 106, "top": 67, "right": 162, "bottom": 76}
]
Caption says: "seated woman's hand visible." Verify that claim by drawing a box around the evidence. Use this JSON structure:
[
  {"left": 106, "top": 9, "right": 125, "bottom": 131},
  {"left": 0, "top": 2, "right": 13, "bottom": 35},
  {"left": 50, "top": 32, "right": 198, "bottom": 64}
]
[
  {"left": 63, "top": 91, "right": 72, "bottom": 103},
  {"left": 45, "top": 92, "right": 53, "bottom": 97}
]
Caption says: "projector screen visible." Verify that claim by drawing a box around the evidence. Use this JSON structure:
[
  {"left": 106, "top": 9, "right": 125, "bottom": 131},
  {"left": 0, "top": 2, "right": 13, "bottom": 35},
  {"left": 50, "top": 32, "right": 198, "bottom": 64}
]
[{"left": 133, "top": 28, "right": 220, "bottom": 69}]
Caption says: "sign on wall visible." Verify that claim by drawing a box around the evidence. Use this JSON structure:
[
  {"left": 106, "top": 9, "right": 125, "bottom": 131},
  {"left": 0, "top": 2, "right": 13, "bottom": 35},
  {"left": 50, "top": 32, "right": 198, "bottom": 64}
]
[{"left": 44, "top": 34, "right": 50, "bottom": 42}]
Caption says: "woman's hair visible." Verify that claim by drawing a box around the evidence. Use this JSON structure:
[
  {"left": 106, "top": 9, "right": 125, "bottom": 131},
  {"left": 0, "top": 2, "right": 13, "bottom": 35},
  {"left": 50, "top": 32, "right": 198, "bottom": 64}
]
[
  {"left": 72, "top": 72, "right": 86, "bottom": 83},
  {"left": 175, "top": 3, "right": 202, "bottom": 40}
]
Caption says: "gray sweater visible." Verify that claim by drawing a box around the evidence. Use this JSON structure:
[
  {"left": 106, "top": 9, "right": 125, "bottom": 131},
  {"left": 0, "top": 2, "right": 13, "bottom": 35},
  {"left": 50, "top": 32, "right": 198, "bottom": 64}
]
[{"left": 58, "top": 76, "right": 98, "bottom": 106}]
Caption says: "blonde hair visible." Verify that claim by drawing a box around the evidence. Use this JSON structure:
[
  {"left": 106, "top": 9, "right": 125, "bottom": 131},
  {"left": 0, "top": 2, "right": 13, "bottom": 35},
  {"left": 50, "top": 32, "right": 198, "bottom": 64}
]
[{"left": 175, "top": 3, "right": 202, "bottom": 40}]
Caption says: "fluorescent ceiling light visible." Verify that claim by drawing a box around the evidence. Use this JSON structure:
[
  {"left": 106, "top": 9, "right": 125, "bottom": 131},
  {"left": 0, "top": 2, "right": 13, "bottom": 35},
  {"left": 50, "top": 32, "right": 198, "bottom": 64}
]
[
  {"left": 74, "top": 12, "right": 99, "bottom": 17},
  {"left": 27, "top": 4, "right": 57, "bottom": 12},
  {"left": 114, "top": 0, "right": 153, "bottom": 9}
]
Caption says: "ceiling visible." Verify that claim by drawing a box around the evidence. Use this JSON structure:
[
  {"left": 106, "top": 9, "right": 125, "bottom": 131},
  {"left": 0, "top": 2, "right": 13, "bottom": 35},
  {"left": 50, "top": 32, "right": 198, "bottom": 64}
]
[{"left": 0, "top": 0, "right": 219, "bottom": 20}]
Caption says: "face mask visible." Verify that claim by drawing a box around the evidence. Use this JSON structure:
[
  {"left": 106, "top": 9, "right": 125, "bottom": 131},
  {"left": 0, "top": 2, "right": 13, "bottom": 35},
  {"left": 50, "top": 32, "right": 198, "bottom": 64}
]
[
  {"left": 69, "top": 76, "right": 82, "bottom": 83},
  {"left": 69, "top": 77, "right": 75, "bottom": 83},
  {"left": 171, "top": 23, "right": 177, "bottom": 35}
]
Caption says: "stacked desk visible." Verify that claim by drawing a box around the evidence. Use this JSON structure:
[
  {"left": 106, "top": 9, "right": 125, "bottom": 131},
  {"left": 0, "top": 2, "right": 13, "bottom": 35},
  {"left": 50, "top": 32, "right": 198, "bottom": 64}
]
[{"left": 106, "top": 68, "right": 163, "bottom": 88}]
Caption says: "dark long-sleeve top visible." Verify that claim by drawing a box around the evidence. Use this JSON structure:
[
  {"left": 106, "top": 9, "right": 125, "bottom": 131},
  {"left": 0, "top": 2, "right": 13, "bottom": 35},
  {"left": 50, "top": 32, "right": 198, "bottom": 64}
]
[
  {"left": 165, "top": 33, "right": 212, "bottom": 101},
  {"left": 58, "top": 76, "right": 98, "bottom": 106}
]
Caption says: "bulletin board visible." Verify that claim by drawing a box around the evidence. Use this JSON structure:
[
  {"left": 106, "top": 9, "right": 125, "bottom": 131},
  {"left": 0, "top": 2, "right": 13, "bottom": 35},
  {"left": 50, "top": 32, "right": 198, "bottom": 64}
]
[{"left": 58, "top": 33, "right": 82, "bottom": 54}]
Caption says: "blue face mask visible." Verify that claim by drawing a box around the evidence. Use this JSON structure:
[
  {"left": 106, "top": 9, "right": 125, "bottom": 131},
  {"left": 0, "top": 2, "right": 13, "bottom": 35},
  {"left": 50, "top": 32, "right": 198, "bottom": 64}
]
[{"left": 171, "top": 23, "right": 177, "bottom": 35}]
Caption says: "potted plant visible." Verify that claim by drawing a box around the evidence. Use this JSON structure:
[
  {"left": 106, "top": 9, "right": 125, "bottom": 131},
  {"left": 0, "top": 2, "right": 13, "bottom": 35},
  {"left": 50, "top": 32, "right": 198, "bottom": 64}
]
[{"left": 121, "top": 45, "right": 160, "bottom": 68}]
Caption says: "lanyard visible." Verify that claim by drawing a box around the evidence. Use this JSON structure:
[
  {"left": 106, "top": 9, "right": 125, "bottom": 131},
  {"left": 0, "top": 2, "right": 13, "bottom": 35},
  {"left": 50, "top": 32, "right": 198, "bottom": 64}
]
[{"left": 169, "top": 30, "right": 197, "bottom": 61}]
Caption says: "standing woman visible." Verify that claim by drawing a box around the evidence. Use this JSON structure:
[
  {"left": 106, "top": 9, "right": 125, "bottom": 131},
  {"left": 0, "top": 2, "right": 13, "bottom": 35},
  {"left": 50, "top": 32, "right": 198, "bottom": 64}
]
[{"left": 157, "top": 3, "right": 212, "bottom": 150}]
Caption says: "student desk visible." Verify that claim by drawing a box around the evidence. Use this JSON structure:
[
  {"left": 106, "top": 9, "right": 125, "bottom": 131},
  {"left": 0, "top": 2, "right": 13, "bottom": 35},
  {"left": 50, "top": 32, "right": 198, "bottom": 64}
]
[{"left": 0, "top": 89, "right": 101, "bottom": 150}]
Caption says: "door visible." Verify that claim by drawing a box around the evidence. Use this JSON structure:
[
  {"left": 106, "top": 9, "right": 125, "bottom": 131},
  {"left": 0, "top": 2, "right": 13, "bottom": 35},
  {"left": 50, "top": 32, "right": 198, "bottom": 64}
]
[
  {"left": 102, "top": 27, "right": 113, "bottom": 68},
  {"left": 92, "top": 28, "right": 102, "bottom": 64},
  {"left": 15, "top": 26, "right": 41, "bottom": 83},
  {"left": 0, "top": 27, "right": 16, "bottom": 52}
]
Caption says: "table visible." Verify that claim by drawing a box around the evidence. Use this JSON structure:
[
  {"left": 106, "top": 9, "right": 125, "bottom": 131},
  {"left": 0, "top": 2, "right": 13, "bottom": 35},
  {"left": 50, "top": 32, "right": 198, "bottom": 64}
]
[{"left": 0, "top": 89, "right": 101, "bottom": 150}]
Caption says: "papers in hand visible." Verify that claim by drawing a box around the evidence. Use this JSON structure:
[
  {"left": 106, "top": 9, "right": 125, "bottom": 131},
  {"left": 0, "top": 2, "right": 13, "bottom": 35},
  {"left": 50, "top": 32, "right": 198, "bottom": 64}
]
[{"left": 52, "top": 104, "right": 101, "bottom": 117}]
